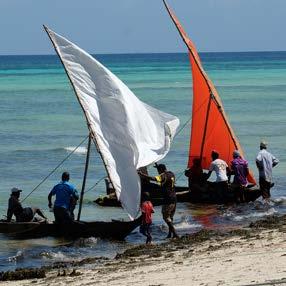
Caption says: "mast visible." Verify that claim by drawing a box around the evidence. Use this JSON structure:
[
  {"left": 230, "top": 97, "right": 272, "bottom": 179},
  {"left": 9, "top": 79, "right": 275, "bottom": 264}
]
[
  {"left": 199, "top": 91, "right": 212, "bottom": 162},
  {"left": 162, "top": 0, "right": 238, "bottom": 151},
  {"left": 77, "top": 133, "right": 92, "bottom": 221},
  {"left": 162, "top": 0, "right": 256, "bottom": 184},
  {"left": 43, "top": 26, "right": 180, "bottom": 218}
]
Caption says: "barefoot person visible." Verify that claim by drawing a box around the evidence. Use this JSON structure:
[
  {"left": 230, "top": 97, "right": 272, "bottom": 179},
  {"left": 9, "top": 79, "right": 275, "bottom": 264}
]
[
  {"left": 7, "top": 187, "right": 47, "bottom": 222},
  {"left": 256, "top": 141, "right": 279, "bottom": 201},
  {"left": 140, "top": 192, "right": 154, "bottom": 244},
  {"left": 139, "top": 164, "right": 178, "bottom": 239}
]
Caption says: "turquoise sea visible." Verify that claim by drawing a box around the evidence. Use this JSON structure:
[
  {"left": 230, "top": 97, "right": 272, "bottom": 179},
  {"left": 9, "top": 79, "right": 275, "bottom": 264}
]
[{"left": 0, "top": 52, "right": 286, "bottom": 271}]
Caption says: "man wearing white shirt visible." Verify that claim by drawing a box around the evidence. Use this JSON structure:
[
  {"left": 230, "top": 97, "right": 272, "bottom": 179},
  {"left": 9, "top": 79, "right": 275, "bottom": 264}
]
[
  {"left": 206, "top": 150, "right": 229, "bottom": 203},
  {"left": 256, "top": 141, "right": 279, "bottom": 200}
]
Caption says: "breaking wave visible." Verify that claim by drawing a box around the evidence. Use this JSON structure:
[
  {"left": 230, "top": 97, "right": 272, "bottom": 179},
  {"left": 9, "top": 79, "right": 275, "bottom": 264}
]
[{"left": 64, "top": 146, "right": 87, "bottom": 155}]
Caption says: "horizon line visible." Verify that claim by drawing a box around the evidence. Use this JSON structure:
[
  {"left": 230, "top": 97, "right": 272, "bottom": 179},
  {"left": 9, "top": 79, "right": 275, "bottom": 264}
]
[{"left": 1, "top": 50, "right": 286, "bottom": 57}]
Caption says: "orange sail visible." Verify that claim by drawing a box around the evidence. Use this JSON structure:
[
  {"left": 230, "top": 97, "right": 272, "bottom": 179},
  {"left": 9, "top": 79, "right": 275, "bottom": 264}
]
[{"left": 163, "top": 0, "right": 256, "bottom": 184}]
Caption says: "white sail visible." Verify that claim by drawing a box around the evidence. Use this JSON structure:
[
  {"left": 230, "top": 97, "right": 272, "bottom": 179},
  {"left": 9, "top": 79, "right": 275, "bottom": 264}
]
[{"left": 44, "top": 26, "right": 180, "bottom": 219}]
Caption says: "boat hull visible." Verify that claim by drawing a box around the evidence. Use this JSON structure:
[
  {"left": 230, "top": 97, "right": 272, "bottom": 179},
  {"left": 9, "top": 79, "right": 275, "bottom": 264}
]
[
  {"left": 0, "top": 217, "right": 141, "bottom": 240},
  {"left": 94, "top": 182, "right": 262, "bottom": 207}
]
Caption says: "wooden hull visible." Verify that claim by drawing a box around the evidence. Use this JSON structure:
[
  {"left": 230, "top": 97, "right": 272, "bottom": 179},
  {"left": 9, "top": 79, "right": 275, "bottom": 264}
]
[
  {"left": 0, "top": 216, "right": 141, "bottom": 240},
  {"left": 94, "top": 182, "right": 262, "bottom": 207}
]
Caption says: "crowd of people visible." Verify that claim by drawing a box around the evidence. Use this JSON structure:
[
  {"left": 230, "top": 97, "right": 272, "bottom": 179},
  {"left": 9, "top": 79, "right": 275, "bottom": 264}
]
[{"left": 6, "top": 141, "right": 279, "bottom": 245}]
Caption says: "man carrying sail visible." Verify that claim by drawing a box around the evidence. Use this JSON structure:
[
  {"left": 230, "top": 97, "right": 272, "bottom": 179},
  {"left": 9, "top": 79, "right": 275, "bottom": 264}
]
[{"left": 205, "top": 151, "right": 229, "bottom": 203}]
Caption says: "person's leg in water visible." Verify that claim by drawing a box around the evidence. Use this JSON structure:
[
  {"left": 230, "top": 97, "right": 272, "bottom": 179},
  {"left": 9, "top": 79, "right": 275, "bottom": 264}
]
[
  {"left": 140, "top": 224, "right": 151, "bottom": 244},
  {"left": 169, "top": 203, "right": 178, "bottom": 238},
  {"left": 145, "top": 224, "right": 152, "bottom": 244},
  {"left": 162, "top": 204, "right": 178, "bottom": 239}
]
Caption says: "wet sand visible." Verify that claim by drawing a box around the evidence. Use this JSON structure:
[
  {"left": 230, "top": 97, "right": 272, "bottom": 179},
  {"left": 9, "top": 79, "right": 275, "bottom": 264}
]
[{"left": 1, "top": 215, "right": 286, "bottom": 286}]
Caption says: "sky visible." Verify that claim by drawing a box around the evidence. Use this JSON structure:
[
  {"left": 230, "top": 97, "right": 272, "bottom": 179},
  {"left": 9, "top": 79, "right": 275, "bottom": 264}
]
[{"left": 0, "top": 0, "right": 286, "bottom": 55}]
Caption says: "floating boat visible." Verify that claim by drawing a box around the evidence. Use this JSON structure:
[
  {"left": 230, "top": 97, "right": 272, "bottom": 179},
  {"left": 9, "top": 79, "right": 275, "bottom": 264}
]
[
  {"left": 94, "top": 1, "right": 262, "bottom": 207},
  {"left": 0, "top": 217, "right": 141, "bottom": 240},
  {"left": 162, "top": 0, "right": 261, "bottom": 202},
  {"left": 0, "top": 26, "right": 179, "bottom": 239}
]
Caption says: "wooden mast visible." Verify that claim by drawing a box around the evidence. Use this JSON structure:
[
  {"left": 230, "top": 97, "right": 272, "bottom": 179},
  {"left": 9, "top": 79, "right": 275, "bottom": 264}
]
[{"left": 77, "top": 133, "right": 92, "bottom": 221}]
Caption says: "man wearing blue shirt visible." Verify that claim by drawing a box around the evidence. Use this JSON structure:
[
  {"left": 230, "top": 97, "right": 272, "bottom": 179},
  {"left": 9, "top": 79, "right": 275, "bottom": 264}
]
[{"left": 48, "top": 172, "right": 79, "bottom": 223}]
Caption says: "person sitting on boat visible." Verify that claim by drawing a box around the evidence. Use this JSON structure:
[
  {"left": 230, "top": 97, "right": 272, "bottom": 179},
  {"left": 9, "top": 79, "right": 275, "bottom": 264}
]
[
  {"left": 7, "top": 187, "right": 47, "bottom": 222},
  {"left": 256, "top": 141, "right": 279, "bottom": 201},
  {"left": 205, "top": 151, "right": 229, "bottom": 203},
  {"left": 48, "top": 172, "right": 79, "bottom": 224},
  {"left": 230, "top": 150, "right": 249, "bottom": 203},
  {"left": 139, "top": 164, "right": 179, "bottom": 239},
  {"left": 184, "top": 158, "right": 205, "bottom": 191},
  {"left": 140, "top": 192, "right": 154, "bottom": 244}
]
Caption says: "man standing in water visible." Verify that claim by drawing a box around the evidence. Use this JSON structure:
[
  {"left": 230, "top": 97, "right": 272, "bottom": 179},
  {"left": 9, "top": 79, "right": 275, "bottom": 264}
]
[
  {"left": 230, "top": 150, "right": 249, "bottom": 202},
  {"left": 139, "top": 164, "right": 179, "bottom": 239},
  {"left": 256, "top": 141, "right": 279, "bottom": 201},
  {"left": 205, "top": 150, "right": 229, "bottom": 203},
  {"left": 48, "top": 172, "right": 79, "bottom": 223}
]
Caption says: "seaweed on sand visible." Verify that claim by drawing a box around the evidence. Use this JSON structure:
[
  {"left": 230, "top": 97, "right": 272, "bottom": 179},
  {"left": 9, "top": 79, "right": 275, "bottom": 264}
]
[
  {"left": 0, "top": 268, "right": 45, "bottom": 281},
  {"left": 249, "top": 215, "right": 286, "bottom": 229}
]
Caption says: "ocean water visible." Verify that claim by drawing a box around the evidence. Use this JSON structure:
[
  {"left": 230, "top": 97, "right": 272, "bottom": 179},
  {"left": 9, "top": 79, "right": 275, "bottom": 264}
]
[{"left": 0, "top": 52, "right": 286, "bottom": 271}]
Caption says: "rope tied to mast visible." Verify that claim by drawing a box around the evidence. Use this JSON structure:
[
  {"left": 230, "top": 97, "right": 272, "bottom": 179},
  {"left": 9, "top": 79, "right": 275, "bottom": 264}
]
[{"left": 21, "top": 135, "right": 89, "bottom": 203}]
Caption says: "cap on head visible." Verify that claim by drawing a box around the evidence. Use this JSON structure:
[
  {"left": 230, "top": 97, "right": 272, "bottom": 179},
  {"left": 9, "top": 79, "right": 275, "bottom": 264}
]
[
  {"left": 11, "top": 187, "right": 22, "bottom": 194},
  {"left": 260, "top": 140, "right": 267, "bottom": 149},
  {"left": 155, "top": 163, "right": 167, "bottom": 173},
  {"left": 62, "top": 171, "right": 70, "bottom": 181},
  {"left": 233, "top": 150, "right": 241, "bottom": 158}
]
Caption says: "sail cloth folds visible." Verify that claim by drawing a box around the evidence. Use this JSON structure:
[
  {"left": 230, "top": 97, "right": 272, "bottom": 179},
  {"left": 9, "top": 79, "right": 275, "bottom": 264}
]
[
  {"left": 44, "top": 26, "right": 180, "bottom": 219},
  {"left": 162, "top": 0, "right": 256, "bottom": 184}
]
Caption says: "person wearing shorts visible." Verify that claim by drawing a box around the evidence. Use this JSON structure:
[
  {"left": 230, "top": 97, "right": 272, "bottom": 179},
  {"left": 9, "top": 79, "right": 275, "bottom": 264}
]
[
  {"left": 7, "top": 187, "right": 46, "bottom": 222},
  {"left": 139, "top": 164, "right": 179, "bottom": 239}
]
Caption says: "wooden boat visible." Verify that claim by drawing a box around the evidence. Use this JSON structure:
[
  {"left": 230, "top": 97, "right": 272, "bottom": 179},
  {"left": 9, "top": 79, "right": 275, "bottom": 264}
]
[
  {"left": 95, "top": 182, "right": 189, "bottom": 207},
  {"left": 164, "top": 0, "right": 261, "bottom": 202},
  {"left": 95, "top": 181, "right": 260, "bottom": 207},
  {"left": 0, "top": 27, "right": 179, "bottom": 240},
  {"left": 95, "top": 1, "right": 262, "bottom": 207},
  {"left": 0, "top": 217, "right": 141, "bottom": 240}
]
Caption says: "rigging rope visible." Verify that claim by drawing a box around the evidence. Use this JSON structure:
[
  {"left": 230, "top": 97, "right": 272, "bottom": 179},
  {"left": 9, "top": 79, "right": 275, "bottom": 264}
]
[
  {"left": 21, "top": 115, "right": 192, "bottom": 202},
  {"left": 173, "top": 115, "right": 192, "bottom": 180},
  {"left": 174, "top": 115, "right": 192, "bottom": 139},
  {"left": 21, "top": 135, "right": 89, "bottom": 203},
  {"left": 85, "top": 175, "right": 107, "bottom": 194}
]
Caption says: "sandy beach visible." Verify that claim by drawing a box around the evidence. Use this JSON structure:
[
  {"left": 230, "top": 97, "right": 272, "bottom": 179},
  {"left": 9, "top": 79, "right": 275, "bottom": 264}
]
[{"left": 1, "top": 215, "right": 286, "bottom": 286}]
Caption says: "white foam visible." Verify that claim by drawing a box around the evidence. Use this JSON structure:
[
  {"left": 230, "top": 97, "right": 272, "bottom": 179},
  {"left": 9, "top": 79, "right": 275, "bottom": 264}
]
[
  {"left": 8, "top": 250, "right": 24, "bottom": 262},
  {"left": 64, "top": 146, "right": 87, "bottom": 155},
  {"left": 271, "top": 196, "right": 286, "bottom": 205},
  {"left": 233, "top": 207, "right": 278, "bottom": 222},
  {"left": 174, "top": 220, "right": 201, "bottom": 230},
  {"left": 41, "top": 251, "right": 67, "bottom": 261}
]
